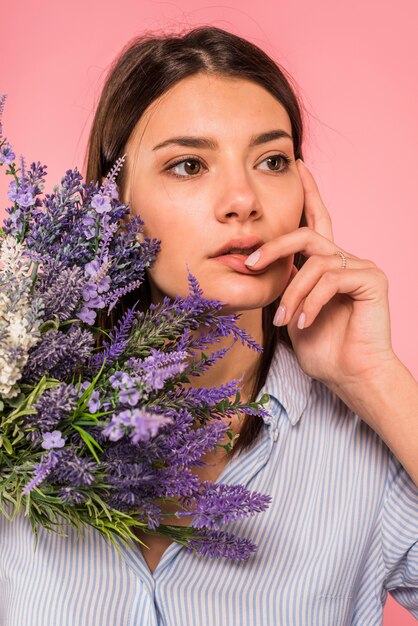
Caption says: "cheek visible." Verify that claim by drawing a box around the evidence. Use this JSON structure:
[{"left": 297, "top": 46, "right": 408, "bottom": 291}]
[{"left": 266, "top": 183, "right": 304, "bottom": 237}]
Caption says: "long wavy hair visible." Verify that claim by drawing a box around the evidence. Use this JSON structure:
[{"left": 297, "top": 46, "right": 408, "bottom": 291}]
[{"left": 84, "top": 25, "right": 308, "bottom": 458}]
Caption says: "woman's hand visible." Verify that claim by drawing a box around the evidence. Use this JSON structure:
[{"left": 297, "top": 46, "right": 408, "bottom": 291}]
[{"left": 244, "top": 159, "right": 398, "bottom": 393}]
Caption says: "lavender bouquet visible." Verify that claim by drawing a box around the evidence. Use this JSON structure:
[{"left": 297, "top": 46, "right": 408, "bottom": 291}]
[{"left": 0, "top": 94, "right": 272, "bottom": 561}]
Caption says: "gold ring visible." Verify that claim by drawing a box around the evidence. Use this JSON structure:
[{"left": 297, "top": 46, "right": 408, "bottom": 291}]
[{"left": 334, "top": 250, "right": 347, "bottom": 269}]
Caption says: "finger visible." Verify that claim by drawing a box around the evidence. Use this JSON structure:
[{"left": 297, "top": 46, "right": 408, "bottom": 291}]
[
  {"left": 273, "top": 255, "right": 375, "bottom": 327},
  {"left": 278, "top": 263, "right": 298, "bottom": 297},
  {"left": 296, "top": 160, "right": 334, "bottom": 242},
  {"left": 245, "top": 227, "right": 355, "bottom": 270},
  {"left": 290, "top": 268, "right": 383, "bottom": 331}
]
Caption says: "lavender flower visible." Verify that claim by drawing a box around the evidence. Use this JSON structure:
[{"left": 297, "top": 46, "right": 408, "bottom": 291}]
[
  {"left": 118, "top": 386, "right": 140, "bottom": 406},
  {"left": 109, "top": 371, "right": 134, "bottom": 389},
  {"left": 91, "top": 193, "right": 112, "bottom": 214},
  {"left": 22, "top": 327, "right": 95, "bottom": 383},
  {"left": 34, "top": 262, "right": 85, "bottom": 322},
  {"left": 0, "top": 142, "right": 15, "bottom": 165},
  {"left": 139, "top": 348, "right": 189, "bottom": 391},
  {"left": 41, "top": 430, "right": 66, "bottom": 450},
  {"left": 24, "top": 383, "right": 79, "bottom": 441},
  {"left": 0, "top": 93, "right": 272, "bottom": 562},
  {"left": 88, "top": 305, "right": 138, "bottom": 372},
  {"left": 58, "top": 487, "right": 86, "bottom": 505},
  {"left": 102, "top": 408, "right": 172, "bottom": 443},
  {"left": 22, "top": 449, "right": 62, "bottom": 495},
  {"left": 186, "top": 530, "right": 258, "bottom": 560},
  {"left": 48, "top": 447, "right": 96, "bottom": 487},
  {"left": 0, "top": 93, "right": 7, "bottom": 137},
  {"left": 88, "top": 390, "right": 101, "bottom": 413},
  {"left": 177, "top": 482, "right": 272, "bottom": 530}
]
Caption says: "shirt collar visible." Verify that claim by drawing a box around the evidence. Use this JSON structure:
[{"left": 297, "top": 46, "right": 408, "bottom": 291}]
[{"left": 258, "top": 341, "right": 312, "bottom": 427}]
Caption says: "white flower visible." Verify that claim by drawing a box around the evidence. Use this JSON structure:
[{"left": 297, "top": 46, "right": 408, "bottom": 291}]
[{"left": 0, "top": 235, "right": 44, "bottom": 399}]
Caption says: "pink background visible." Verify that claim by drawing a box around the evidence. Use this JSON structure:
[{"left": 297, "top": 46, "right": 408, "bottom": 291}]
[{"left": 1, "top": 1, "right": 417, "bottom": 623}]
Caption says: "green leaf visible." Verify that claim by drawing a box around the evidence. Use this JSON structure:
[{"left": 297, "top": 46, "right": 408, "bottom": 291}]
[
  {"left": 0, "top": 436, "right": 13, "bottom": 455},
  {"left": 72, "top": 425, "right": 103, "bottom": 462},
  {"left": 4, "top": 392, "right": 26, "bottom": 408},
  {"left": 77, "top": 358, "right": 107, "bottom": 411},
  {"left": 234, "top": 391, "right": 241, "bottom": 404},
  {"left": 39, "top": 316, "right": 61, "bottom": 333}
]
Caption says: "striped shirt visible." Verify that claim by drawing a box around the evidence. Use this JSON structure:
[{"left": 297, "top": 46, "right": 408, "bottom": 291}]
[{"left": 1, "top": 341, "right": 417, "bottom": 625}]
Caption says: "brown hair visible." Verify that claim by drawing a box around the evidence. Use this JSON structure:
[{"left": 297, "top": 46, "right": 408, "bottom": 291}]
[{"left": 84, "top": 25, "right": 308, "bottom": 458}]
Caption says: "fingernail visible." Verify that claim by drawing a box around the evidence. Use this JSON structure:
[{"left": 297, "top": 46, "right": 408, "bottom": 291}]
[
  {"left": 244, "top": 249, "right": 261, "bottom": 267},
  {"left": 297, "top": 312, "right": 306, "bottom": 329},
  {"left": 297, "top": 158, "right": 304, "bottom": 165},
  {"left": 273, "top": 304, "right": 286, "bottom": 326}
]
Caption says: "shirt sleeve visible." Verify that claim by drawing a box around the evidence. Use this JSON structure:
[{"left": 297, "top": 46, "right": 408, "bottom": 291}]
[{"left": 381, "top": 452, "right": 418, "bottom": 618}]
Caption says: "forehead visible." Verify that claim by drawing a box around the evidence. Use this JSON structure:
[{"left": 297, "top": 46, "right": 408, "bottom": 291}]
[{"left": 128, "top": 73, "right": 293, "bottom": 148}]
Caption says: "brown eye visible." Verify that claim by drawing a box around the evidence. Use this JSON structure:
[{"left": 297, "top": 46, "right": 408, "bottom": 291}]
[
  {"left": 166, "top": 158, "right": 204, "bottom": 178},
  {"left": 267, "top": 157, "right": 282, "bottom": 171},
  {"left": 183, "top": 159, "right": 201, "bottom": 175},
  {"left": 257, "top": 154, "right": 292, "bottom": 174}
]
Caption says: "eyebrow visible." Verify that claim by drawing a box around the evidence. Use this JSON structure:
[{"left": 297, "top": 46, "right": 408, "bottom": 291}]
[{"left": 152, "top": 129, "right": 293, "bottom": 151}]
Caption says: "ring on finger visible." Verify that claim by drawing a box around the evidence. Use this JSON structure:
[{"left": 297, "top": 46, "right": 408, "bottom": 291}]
[{"left": 334, "top": 250, "right": 348, "bottom": 269}]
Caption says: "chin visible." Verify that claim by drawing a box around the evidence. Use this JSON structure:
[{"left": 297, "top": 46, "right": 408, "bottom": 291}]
[{"left": 198, "top": 279, "right": 279, "bottom": 312}]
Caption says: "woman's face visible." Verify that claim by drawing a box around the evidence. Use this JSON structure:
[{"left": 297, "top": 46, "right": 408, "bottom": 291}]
[{"left": 124, "top": 73, "right": 304, "bottom": 312}]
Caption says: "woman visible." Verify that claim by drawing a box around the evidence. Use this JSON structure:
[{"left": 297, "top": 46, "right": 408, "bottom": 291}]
[{"left": 1, "top": 25, "right": 417, "bottom": 626}]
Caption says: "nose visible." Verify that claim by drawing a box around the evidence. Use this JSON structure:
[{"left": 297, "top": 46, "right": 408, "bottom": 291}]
[{"left": 214, "top": 167, "right": 263, "bottom": 223}]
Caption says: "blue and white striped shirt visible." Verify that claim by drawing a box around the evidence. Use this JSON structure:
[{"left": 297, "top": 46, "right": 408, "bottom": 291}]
[{"left": 1, "top": 341, "right": 417, "bottom": 625}]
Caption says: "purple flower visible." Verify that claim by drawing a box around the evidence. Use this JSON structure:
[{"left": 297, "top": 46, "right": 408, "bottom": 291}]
[
  {"left": 102, "top": 409, "right": 132, "bottom": 441},
  {"left": 138, "top": 348, "right": 189, "bottom": 391},
  {"left": 88, "top": 390, "right": 101, "bottom": 413},
  {"left": 97, "top": 275, "right": 111, "bottom": 293},
  {"left": 101, "top": 408, "right": 172, "bottom": 443},
  {"left": 7, "top": 179, "right": 19, "bottom": 202},
  {"left": 22, "top": 327, "right": 95, "bottom": 382},
  {"left": 130, "top": 410, "right": 172, "bottom": 444},
  {"left": 84, "top": 258, "right": 100, "bottom": 278},
  {"left": 82, "top": 283, "right": 98, "bottom": 301},
  {"left": 81, "top": 215, "right": 97, "bottom": 239},
  {"left": 82, "top": 215, "right": 95, "bottom": 227},
  {"left": 102, "top": 180, "right": 119, "bottom": 199},
  {"left": 186, "top": 530, "right": 257, "bottom": 560},
  {"left": 22, "top": 450, "right": 62, "bottom": 495},
  {"left": 34, "top": 263, "right": 85, "bottom": 322},
  {"left": 24, "top": 383, "right": 79, "bottom": 439},
  {"left": 109, "top": 371, "right": 134, "bottom": 389},
  {"left": 58, "top": 487, "right": 86, "bottom": 505},
  {"left": 49, "top": 447, "right": 96, "bottom": 487},
  {"left": 88, "top": 306, "right": 138, "bottom": 373},
  {"left": 16, "top": 190, "right": 35, "bottom": 208},
  {"left": 119, "top": 386, "right": 140, "bottom": 407},
  {"left": 77, "top": 306, "right": 96, "bottom": 325},
  {"left": 78, "top": 381, "right": 92, "bottom": 395},
  {"left": 0, "top": 142, "right": 15, "bottom": 165},
  {"left": 41, "top": 430, "right": 66, "bottom": 450},
  {"left": 91, "top": 193, "right": 112, "bottom": 214},
  {"left": 177, "top": 482, "right": 271, "bottom": 531}
]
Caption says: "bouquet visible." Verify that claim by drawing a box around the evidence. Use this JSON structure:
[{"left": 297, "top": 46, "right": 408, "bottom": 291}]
[{"left": 0, "top": 94, "right": 272, "bottom": 561}]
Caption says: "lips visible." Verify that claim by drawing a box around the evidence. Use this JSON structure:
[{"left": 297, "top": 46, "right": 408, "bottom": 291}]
[
  {"left": 210, "top": 235, "right": 264, "bottom": 258},
  {"left": 209, "top": 235, "right": 266, "bottom": 275}
]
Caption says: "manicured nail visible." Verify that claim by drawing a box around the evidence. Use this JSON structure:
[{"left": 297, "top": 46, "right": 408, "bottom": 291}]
[
  {"left": 297, "top": 312, "right": 306, "bottom": 329},
  {"left": 273, "top": 305, "right": 286, "bottom": 326},
  {"left": 244, "top": 249, "right": 261, "bottom": 267}
]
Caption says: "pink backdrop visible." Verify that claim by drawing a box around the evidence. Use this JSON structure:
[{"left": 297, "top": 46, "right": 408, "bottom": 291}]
[{"left": 1, "top": 1, "right": 417, "bottom": 623}]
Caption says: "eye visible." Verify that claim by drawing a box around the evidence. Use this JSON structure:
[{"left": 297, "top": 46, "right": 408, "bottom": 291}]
[
  {"left": 165, "top": 157, "right": 206, "bottom": 179},
  {"left": 257, "top": 153, "right": 292, "bottom": 174}
]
